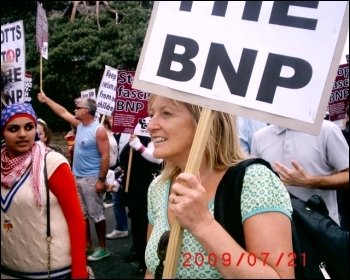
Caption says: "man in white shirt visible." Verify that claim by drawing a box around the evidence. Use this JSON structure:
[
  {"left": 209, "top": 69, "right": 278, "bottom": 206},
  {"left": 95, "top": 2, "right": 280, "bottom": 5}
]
[{"left": 251, "top": 120, "right": 349, "bottom": 224}]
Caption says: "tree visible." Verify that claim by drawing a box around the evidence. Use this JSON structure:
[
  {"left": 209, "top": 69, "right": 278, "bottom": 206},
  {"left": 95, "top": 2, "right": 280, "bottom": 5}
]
[
  {"left": 1, "top": 1, "right": 153, "bottom": 131},
  {"left": 70, "top": 1, "right": 120, "bottom": 31}
]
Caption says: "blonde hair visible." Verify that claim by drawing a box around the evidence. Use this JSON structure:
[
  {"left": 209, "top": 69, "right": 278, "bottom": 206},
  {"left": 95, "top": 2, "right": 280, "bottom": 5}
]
[{"left": 148, "top": 95, "right": 247, "bottom": 182}]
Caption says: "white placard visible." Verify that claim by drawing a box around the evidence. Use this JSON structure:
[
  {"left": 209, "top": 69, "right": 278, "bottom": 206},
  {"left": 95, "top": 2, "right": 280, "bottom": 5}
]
[
  {"left": 134, "top": 1, "right": 349, "bottom": 134},
  {"left": 96, "top": 65, "right": 118, "bottom": 116},
  {"left": 81, "top": 88, "right": 96, "bottom": 100},
  {"left": 1, "top": 20, "right": 26, "bottom": 104},
  {"left": 134, "top": 116, "right": 151, "bottom": 137}
]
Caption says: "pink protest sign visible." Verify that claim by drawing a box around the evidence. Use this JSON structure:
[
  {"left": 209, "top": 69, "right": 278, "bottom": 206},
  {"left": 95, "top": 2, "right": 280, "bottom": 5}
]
[
  {"left": 112, "top": 70, "right": 150, "bottom": 134},
  {"left": 329, "top": 63, "right": 349, "bottom": 122}
]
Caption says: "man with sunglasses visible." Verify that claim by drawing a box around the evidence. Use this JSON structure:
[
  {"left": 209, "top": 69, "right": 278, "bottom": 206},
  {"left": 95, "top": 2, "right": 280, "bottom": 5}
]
[{"left": 37, "top": 91, "right": 111, "bottom": 262}]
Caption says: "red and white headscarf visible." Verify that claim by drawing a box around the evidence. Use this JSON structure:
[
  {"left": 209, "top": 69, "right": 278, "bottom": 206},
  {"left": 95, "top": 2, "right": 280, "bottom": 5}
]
[{"left": 1, "top": 103, "right": 47, "bottom": 208}]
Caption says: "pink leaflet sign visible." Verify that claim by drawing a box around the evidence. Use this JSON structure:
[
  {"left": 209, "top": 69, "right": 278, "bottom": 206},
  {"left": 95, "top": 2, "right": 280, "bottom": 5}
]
[
  {"left": 329, "top": 63, "right": 349, "bottom": 122},
  {"left": 36, "top": 2, "right": 48, "bottom": 59},
  {"left": 111, "top": 70, "right": 150, "bottom": 134}
]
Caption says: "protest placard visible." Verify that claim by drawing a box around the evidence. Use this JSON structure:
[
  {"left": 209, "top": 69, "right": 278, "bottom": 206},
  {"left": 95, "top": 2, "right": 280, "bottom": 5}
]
[
  {"left": 329, "top": 63, "right": 349, "bottom": 122},
  {"left": 81, "top": 88, "right": 96, "bottom": 100},
  {"left": 1, "top": 20, "right": 25, "bottom": 104},
  {"left": 134, "top": 1, "right": 349, "bottom": 134},
  {"left": 111, "top": 70, "right": 150, "bottom": 134},
  {"left": 24, "top": 72, "right": 32, "bottom": 103},
  {"left": 96, "top": 65, "right": 118, "bottom": 116}
]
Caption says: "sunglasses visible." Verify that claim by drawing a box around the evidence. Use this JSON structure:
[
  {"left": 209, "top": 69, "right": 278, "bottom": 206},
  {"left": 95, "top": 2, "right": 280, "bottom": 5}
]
[
  {"left": 154, "top": 230, "right": 170, "bottom": 279},
  {"left": 75, "top": 106, "right": 87, "bottom": 110}
]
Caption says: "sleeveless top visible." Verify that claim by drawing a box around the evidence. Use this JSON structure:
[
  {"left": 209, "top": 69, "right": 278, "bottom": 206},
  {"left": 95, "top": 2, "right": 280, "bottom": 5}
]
[{"left": 73, "top": 120, "right": 102, "bottom": 177}]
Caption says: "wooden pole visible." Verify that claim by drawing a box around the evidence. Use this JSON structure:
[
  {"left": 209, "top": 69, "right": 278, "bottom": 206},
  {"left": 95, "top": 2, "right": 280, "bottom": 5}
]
[
  {"left": 100, "top": 114, "right": 105, "bottom": 124},
  {"left": 162, "top": 108, "right": 215, "bottom": 278},
  {"left": 40, "top": 55, "right": 43, "bottom": 92},
  {"left": 125, "top": 148, "right": 133, "bottom": 192}
]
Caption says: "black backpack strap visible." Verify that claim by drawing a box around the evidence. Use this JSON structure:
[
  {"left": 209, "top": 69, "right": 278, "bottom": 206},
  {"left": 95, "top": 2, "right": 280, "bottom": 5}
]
[
  {"left": 113, "top": 132, "right": 121, "bottom": 144},
  {"left": 214, "top": 158, "right": 276, "bottom": 248}
]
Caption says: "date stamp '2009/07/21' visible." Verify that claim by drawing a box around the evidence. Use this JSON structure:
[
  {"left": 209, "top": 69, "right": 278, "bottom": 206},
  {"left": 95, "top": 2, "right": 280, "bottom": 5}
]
[{"left": 181, "top": 252, "right": 307, "bottom": 268}]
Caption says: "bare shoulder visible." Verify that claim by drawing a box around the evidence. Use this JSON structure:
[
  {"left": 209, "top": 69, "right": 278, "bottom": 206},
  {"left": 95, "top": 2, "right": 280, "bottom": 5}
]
[{"left": 95, "top": 125, "right": 108, "bottom": 138}]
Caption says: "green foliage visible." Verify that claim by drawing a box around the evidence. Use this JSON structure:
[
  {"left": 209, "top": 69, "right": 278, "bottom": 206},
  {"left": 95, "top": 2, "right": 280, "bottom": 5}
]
[{"left": 1, "top": 1, "right": 152, "bottom": 131}]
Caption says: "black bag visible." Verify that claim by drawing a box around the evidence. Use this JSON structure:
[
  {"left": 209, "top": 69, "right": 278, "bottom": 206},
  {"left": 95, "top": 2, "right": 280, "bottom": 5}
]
[
  {"left": 214, "top": 158, "right": 349, "bottom": 279},
  {"left": 291, "top": 193, "right": 349, "bottom": 279}
]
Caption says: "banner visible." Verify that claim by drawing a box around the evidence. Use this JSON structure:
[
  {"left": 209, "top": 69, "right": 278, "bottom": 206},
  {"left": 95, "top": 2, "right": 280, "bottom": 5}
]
[{"left": 36, "top": 2, "right": 48, "bottom": 59}]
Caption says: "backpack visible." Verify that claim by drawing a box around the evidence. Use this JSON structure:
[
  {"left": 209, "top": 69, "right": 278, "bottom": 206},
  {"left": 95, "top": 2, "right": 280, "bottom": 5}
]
[{"left": 214, "top": 158, "right": 349, "bottom": 279}]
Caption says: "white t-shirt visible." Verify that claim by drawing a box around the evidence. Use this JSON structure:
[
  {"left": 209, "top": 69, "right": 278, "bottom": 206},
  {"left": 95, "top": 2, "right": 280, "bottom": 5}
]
[{"left": 251, "top": 121, "right": 349, "bottom": 224}]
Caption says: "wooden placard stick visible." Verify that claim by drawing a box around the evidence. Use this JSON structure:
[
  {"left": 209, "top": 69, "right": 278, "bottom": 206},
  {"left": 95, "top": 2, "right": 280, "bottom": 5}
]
[
  {"left": 125, "top": 148, "right": 133, "bottom": 193},
  {"left": 39, "top": 55, "right": 43, "bottom": 92},
  {"left": 100, "top": 114, "right": 105, "bottom": 124},
  {"left": 162, "top": 108, "right": 214, "bottom": 279}
]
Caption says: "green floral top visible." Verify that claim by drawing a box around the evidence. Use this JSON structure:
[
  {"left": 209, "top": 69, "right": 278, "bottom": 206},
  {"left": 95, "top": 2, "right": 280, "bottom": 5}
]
[{"left": 145, "top": 164, "right": 292, "bottom": 279}]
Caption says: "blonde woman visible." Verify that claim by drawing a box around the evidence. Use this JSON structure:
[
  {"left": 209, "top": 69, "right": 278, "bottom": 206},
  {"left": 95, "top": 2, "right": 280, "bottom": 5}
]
[{"left": 144, "top": 95, "right": 294, "bottom": 279}]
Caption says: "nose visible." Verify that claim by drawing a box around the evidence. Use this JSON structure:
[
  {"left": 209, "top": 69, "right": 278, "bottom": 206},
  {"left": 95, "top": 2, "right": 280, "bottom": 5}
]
[
  {"left": 147, "top": 116, "right": 157, "bottom": 132},
  {"left": 18, "top": 127, "right": 27, "bottom": 137}
]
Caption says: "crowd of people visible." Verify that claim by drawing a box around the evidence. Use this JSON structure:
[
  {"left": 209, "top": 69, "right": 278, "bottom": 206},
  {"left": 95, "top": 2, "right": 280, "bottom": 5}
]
[{"left": 1, "top": 65, "right": 349, "bottom": 279}]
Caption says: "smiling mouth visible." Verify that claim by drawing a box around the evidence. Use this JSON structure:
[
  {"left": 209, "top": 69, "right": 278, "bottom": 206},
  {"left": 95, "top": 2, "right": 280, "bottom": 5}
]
[{"left": 152, "top": 137, "right": 167, "bottom": 143}]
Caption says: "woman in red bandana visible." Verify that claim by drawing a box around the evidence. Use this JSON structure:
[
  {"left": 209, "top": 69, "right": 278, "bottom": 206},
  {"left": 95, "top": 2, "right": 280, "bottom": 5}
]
[{"left": 1, "top": 103, "right": 88, "bottom": 279}]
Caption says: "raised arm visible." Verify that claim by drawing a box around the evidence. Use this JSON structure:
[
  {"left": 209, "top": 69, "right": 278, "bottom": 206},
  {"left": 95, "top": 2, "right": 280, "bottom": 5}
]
[{"left": 37, "top": 91, "right": 80, "bottom": 128}]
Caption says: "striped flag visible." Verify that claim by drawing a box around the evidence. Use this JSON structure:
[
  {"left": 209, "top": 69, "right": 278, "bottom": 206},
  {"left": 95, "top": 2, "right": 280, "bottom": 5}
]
[{"left": 36, "top": 2, "right": 48, "bottom": 59}]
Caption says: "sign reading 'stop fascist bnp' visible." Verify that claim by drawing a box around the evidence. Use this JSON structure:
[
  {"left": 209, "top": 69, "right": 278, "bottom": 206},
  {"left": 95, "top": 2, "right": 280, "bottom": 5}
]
[
  {"left": 133, "top": 1, "right": 349, "bottom": 134},
  {"left": 112, "top": 70, "right": 150, "bottom": 134}
]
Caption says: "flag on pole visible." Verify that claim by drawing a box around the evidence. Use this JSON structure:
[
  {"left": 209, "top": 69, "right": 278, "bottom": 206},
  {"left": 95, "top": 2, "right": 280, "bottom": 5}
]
[{"left": 36, "top": 2, "right": 48, "bottom": 59}]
